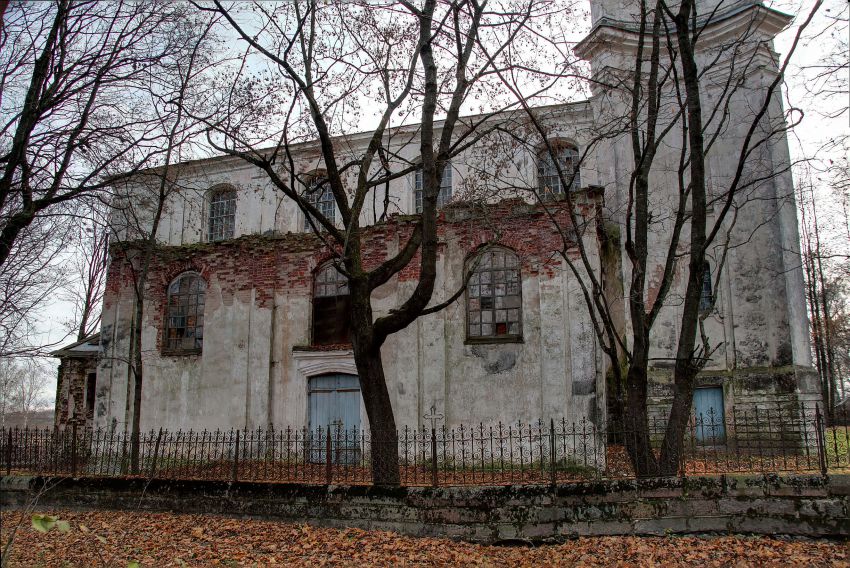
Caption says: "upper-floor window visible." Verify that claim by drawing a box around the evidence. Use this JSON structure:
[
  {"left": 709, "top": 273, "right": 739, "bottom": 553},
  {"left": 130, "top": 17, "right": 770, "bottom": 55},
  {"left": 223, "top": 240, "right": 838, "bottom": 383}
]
[
  {"left": 164, "top": 272, "right": 206, "bottom": 354},
  {"left": 303, "top": 176, "right": 335, "bottom": 230},
  {"left": 312, "top": 261, "right": 351, "bottom": 345},
  {"left": 467, "top": 246, "right": 522, "bottom": 341},
  {"left": 700, "top": 262, "right": 714, "bottom": 313},
  {"left": 208, "top": 187, "right": 236, "bottom": 241},
  {"left": 414, "top": 163, "right": 452, "bottom": 213},
  {"left": 537, "top": 144, "right": 581, "bottom": 198}
]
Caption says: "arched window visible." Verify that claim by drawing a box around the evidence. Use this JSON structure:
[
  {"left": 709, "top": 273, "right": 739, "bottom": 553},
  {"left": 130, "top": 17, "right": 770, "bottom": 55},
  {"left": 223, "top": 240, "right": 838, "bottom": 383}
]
[
  {"left": 537, "top": 144, "right": 581, "bottom": 198},
  {"left": 414, "top": 163, "right": 453, "bottom": 213},
  {"left": 164, "top": 272, "right": 206, "bottom": 353},
  {"left": 467, "top": 247, "right": 522, "bottom": 341},
  {"left": 312, "top": 261, "right": 351, "bottom": 345},
  {"left": 208, "top": 187, "right": 236, "bottom": 241},
  {"left": 303, "top": 176, "right": 335, "bottom": 230}
]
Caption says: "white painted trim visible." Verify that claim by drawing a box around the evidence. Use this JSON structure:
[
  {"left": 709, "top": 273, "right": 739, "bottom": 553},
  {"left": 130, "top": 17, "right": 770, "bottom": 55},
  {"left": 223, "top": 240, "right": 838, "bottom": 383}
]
[{"left": 292, "top": 349, "right": 357, "bottom": 378}]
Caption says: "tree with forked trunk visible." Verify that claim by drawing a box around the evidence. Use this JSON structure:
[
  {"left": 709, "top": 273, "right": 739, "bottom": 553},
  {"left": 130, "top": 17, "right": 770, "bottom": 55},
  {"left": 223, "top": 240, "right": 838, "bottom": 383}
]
[
  {"left": 484, "top": 0, "right": 823, "bottom": 476},
  {"left": 196, "top": 0, "right": 581, "bottom": 485}
]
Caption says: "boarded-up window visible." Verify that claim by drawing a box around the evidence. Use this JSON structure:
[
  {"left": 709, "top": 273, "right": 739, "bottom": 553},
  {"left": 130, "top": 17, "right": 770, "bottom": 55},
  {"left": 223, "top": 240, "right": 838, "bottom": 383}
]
[
  {"left": 467, "top": 247, "right": 522, "bottom": 340},
  {"left": 537, "top": 144, "right": 581, "bottom": 198},
  {"left": 164, "top": 272, "right": 205, "bottom": 353},
  {"left": 313, "top": 262, "right": 351, "bottom": 345}
]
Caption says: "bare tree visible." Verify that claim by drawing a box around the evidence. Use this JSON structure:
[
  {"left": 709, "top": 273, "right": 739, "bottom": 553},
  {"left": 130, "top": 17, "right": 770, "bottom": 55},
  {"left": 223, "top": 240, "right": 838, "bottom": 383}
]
[
  {"left": 60, "top": 207, "right": 110, "bottom": 341},
  {"left": 0, "top": 1, "right": 217, "bottom": 356},
  {"left": 0, "top": 213, "right": 73, "bottom": 357},
  {"left": 105, "top": 13, "right": 220, "bottom": 473},
  {"left": 486, "top": 0, "right": 823, "bottom": 475},
  {"left": 0, "top": 357, "right": 49, "bottom": 429},
  {"left": 195, "top": 0, "right": 577, "bottom": 484}
]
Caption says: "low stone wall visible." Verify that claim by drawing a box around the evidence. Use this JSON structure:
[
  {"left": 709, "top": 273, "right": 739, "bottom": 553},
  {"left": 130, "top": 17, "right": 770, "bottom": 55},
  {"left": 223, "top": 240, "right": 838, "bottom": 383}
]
[{"left": 2, "top": 474, "right": 847, "bottom": 542}]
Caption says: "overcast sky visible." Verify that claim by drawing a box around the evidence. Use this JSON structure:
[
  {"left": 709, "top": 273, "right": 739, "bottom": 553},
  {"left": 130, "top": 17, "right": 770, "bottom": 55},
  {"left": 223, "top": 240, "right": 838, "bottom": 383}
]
[{"left": 30, "top": 0, "right": 849, "bottom": 403}]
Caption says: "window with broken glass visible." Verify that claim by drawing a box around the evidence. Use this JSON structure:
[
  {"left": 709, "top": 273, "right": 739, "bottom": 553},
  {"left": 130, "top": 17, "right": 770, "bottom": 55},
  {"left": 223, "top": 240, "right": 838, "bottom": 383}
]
[
  {"left": 208, "top": 187, "right": 236, "bottom": 242},
  {"left": 537, "top": 145, "right": 581, "bottom": 198},
  {"left": 467, "top": 247, "right": 522, "bottom": 341},
  {"left": 303, "top": 177, "right": 335, "bottom": 231},
  {"left": 164, "top": 272, "right": 205, "bottom": 354},
  {"left": 312, "top": 262, "right": 352, "bottom": 345},
  {"left": 414, "top": 164, "right": 452, "bottom": 213}
]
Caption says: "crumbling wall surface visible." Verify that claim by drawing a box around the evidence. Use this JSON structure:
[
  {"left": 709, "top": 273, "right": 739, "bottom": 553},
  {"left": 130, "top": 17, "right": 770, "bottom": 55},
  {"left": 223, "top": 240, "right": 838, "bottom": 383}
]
[
  {"left": 2, "top": 474, "right": 847, "bottom": 541},
  {"left": 95, "top": 199, "right": 604, "bottom": 433},
  {"left": 54, "top": 359, "right": 96, "bottom": 430}
]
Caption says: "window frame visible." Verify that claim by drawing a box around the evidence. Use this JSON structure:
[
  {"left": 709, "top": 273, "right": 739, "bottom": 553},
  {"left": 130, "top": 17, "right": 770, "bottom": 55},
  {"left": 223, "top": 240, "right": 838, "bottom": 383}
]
[
  {"left": 414, "top": 163, "right": 452, "bottom": 213},
  {"left": 465, "top": 246, "right": 523, "bottom": 344},
  {"left": 699, "top": 261, "right": 714, "bottom": 313},
  {"left": 311, "top": 261, "right": 352, "bottom": 346},
  {"left": 207, "top": 186, "right": 237, "bottom": 242},
  {"left": 537, "top": 143, "right": 581, "bottom": 199},
  {"left": 162, "top": 271, "right": 206, "bottom": 355},
  {"left": 303, "top": 176, "right": 335, "bottom": 231}
]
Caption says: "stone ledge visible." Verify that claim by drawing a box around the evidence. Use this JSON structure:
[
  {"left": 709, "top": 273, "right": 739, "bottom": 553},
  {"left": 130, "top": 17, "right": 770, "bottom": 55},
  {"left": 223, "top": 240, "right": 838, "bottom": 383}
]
[{"left": 1, "top": 474, "right": 847, "bottom": 543}]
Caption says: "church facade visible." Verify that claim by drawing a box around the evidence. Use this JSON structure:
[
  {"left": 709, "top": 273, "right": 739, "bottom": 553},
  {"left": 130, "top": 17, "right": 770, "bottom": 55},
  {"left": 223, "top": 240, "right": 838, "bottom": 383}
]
[{"left": 55, "top": 0, "right": 819, "bottom": 437}]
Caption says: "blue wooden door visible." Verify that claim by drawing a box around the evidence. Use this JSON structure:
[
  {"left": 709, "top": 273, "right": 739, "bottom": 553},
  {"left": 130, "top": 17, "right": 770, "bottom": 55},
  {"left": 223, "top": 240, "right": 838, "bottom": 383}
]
[
  {"left": 693, "top": 387, "right": 726, "bottom": 443},
  {"left": 308, "top": 374, "right": 361, "bottom": 463}
]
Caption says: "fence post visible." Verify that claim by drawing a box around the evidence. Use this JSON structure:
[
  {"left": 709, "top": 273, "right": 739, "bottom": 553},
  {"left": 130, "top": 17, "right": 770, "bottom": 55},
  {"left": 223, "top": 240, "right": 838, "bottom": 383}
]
[
  {"left": 70, "top": 423, "right": 78, "bottom": 477},
  {"left": 325, "top": 426, "right": 332, "bottom": 485},
  {"left": 5, "top": 428, "right": 12, "bottom": 475},
  {"left": 815, "top": 405, "right": 828, "bottom": 476},
  {"left": 232, "top": 430, "right": 240, "bottom": 482},
  {"left": 150, "top": 428, "right": 163, "bottom": 478},
  {"left": 549, "top": 418, "right": 556, "bottom": 487},
  {"left": 430, "top": 427, "right": 438, "bottom": 487}
]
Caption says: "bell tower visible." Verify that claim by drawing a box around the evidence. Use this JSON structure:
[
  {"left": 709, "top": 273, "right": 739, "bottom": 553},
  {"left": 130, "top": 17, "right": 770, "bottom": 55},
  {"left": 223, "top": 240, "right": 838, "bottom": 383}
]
[{"left": 575, "top": 0, "right": 820, "bottom": 408}]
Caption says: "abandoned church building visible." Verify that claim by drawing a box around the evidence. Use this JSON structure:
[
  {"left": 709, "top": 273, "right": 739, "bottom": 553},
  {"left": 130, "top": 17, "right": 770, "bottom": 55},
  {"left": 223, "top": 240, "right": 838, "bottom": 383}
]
[{"left": 54, "top": 0, "right": 819, "bottom": 441}]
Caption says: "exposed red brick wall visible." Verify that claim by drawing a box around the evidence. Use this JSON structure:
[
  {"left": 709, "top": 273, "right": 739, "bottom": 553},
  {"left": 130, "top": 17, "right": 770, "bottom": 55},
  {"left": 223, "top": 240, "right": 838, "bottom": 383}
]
[{"left": 103, "top": 198, "right": 595, "bottom": 353}]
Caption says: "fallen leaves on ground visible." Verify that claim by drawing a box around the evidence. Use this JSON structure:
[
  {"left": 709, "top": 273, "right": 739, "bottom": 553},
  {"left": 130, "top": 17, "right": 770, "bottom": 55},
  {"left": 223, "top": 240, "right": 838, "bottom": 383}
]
[{"left": 1, "top": 509, "right": 847, "bottom": 567}]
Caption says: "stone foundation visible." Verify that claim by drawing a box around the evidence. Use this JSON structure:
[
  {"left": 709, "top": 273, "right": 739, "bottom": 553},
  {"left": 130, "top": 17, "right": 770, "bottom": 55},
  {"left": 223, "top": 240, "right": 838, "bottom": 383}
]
[{"left": 2, "top": 474, "right": 847, "bottom": 541}]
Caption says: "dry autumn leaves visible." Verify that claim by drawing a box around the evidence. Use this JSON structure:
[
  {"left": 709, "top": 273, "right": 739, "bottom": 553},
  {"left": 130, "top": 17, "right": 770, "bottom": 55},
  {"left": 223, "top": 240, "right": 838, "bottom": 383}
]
[{"left": 0, "top": 510, "right": 848, "bottom": 567}]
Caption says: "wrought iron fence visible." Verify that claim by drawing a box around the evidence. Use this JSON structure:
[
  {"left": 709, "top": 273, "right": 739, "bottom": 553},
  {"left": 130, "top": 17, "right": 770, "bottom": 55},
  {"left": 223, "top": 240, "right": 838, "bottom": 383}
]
[{"left": 2, "top": 403, "right": 848, "bottom": 486}]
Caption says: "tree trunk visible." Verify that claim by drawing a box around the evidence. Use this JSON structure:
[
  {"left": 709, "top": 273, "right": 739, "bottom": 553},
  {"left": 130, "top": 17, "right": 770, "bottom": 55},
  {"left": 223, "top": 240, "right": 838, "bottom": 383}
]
[
  {"left": 129, "top": 291, "right": 144, "bottom": 475},
  {"left": 349, "top": 277, "right": 400, "bottom": 486},
  {"left": 624, "top": 355, "right": 660, "bottom": 477},
  {"left": 353, "top": 342, "right": 400, "bottom": 486},
  {"left": 657, "top": 367, "right": 698, "bottom": 476}
]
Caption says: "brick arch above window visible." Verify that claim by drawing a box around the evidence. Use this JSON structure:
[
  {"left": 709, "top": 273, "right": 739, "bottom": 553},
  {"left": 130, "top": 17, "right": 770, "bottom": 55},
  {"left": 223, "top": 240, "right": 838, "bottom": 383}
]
[
  {"left": 207, "top": 185, "right": 236, "bottom": 242},
  {"left": 466, "top": 246, "right": 522, "bottom": 343},
  {"left": 163, "top": 271, "right": 206, "bottom": 355}
]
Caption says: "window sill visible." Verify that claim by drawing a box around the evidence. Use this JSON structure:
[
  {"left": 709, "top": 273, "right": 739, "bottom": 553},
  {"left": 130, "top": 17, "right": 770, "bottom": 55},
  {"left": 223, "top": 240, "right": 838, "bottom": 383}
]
[
  {"left": 293, "top": 343, "right": 353, "bottom": 352},
  {"left": 161, "top": 349, "right": 202, "bottom": 357},
  {"left": 464, "top": 336, "right": 524, "bottom": 345}
]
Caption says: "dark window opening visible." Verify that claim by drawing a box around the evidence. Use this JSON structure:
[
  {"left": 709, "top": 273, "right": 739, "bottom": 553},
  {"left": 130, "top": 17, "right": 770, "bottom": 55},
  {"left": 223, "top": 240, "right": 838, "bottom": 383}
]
[
  {"left": 312, "top": 262, "right": 351, "bottom": 345},
  {"left": 85, "top": 373, "right": 97, "bottom": 414},
  {"left": 164, "top": 272, "right": 206, "bottom": 353}
]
